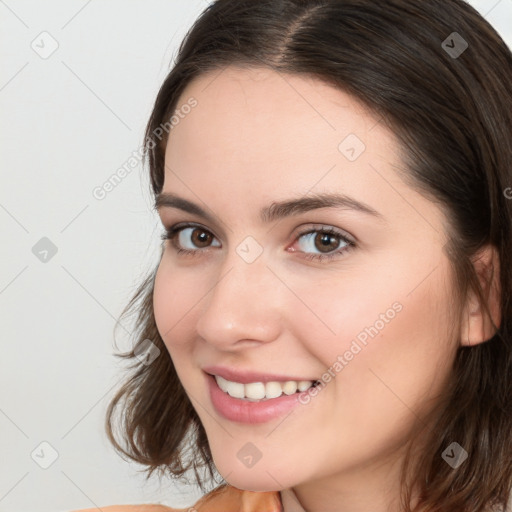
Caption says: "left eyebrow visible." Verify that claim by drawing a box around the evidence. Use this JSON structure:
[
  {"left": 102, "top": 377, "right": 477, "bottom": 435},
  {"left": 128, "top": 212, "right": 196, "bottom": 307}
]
[{"left": 154, "top": 191, "right": 387, "bottom": 224}]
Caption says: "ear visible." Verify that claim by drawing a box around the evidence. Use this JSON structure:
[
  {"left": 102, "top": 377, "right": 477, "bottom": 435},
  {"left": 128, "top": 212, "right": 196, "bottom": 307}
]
[{"left": 460, "top": 244, "right": 502, "bottom": 347}]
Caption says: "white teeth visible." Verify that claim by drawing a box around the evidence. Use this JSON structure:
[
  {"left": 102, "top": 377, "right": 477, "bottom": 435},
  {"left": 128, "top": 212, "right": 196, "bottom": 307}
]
[
  {"left": 297, "top": 380, "right": 313, "bottom": 392},
  {"left": 216, "top": 375, "right": 245, "bottom": 398},
  {"left": 214, "top": 375, "right": 316, "bottom": 400},
  {"left": 245, "top": 382, "right": 266, "bottom": 399},
  {"left": 215, "top": 375, "right": 230, "bottom": 393},
  {"left": 265, "top": 381, "right": 284, "bottom": 399},
  {"left": 282, "top": 381, "right": 298, "bottom": 395}
]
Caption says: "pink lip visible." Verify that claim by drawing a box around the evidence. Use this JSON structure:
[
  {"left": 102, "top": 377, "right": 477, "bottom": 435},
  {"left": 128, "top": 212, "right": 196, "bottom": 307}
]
[
  {"left": 202, "top": 365, "right": 318, "bottom": 384},
  {"left": 206, "top": 372, "right": 305, "bottom": 424}
]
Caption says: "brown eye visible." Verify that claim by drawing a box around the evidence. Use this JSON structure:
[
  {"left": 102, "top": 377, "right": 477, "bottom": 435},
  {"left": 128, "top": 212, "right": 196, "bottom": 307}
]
[
  {"left": 314, "top": 232, "right": 341, "bottom": 253},
  {"left": 161, "top": 224, "right": 221, "bottom": 255},
  {"left": 189, "top": 228, "right": 213, "bottom": 248},
  {"left": 292, "top": 226, "right": 355, "bottom": 262},
  {"left": 176, "top": 226, "right": 220, "bottom": 250},
  {"left": 162, "top": 223, "right": 355, "bottom": 262}
]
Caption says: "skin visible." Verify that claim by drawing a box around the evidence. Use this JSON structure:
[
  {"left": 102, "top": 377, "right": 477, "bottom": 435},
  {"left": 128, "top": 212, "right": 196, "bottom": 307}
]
[{"left": 152, "top": 65, "right": 500, "bottom": 512}]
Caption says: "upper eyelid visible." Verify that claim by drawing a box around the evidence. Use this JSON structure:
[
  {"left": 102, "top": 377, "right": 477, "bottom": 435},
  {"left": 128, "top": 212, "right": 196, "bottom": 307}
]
[
  {"left": 167, "top": 221, "right": 355, "bottom": 245},
  {"left": 158, "top": 205, "right": 363, "bottom": 238}
]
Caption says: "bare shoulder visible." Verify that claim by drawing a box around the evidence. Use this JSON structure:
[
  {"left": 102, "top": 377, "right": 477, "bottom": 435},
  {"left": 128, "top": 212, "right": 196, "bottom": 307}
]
[{"left": 70, "top": 505, "right": 185, "bottom": 512}]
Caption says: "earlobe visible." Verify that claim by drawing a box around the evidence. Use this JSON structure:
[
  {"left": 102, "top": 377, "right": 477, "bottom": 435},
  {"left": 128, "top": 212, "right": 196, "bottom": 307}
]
[{"left": 459, "top": 244, "right": 502, "bottom": 347}]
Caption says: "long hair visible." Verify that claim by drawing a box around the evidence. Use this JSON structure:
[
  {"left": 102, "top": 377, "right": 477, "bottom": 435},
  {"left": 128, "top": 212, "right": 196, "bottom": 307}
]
[{"left": 104, "top": 1, "right": 512, "bottom": 510}]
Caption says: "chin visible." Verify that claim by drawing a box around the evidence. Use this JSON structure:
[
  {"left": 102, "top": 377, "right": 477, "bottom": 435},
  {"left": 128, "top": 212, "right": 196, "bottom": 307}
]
[{"left": 220, "top": 468, "right": 294, "bottom": 492}]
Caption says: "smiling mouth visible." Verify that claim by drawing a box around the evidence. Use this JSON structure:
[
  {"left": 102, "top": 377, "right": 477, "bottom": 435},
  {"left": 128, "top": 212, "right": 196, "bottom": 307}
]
[{"left": 212, "top": 374, "right": 320, "bottom": 401}]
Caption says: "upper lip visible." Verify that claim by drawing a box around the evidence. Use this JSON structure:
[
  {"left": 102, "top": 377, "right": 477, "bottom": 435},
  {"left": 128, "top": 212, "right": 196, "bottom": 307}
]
[{"left": 203, "top": 365, "right": 318, "bottom": 384}]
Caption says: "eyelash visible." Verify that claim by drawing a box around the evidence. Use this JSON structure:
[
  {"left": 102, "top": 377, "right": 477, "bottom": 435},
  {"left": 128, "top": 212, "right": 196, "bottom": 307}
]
[{"left": 160, "top": 222, "right": 356, "bottom": 262}]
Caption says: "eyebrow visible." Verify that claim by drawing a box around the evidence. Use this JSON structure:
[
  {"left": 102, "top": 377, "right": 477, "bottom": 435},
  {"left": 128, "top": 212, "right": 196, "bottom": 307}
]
[{"left": 154, "top": 191, "right": 386, "bottom": 224}]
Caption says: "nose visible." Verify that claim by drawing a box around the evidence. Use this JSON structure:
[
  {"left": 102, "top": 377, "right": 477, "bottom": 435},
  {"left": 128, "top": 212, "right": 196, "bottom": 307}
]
[{"left": 195, "top": 249, "right": 283, "bottom": 350}]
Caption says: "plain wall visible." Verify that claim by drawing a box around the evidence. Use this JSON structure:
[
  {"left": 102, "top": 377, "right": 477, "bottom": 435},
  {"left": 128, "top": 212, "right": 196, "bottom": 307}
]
[{"left": 0, "top": 1, "right": 511, "bottom": 511}]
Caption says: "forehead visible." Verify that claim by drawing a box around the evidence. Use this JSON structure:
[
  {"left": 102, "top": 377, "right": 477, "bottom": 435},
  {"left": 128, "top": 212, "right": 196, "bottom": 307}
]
[
  {"left": 167, "top": 65, "right": 378, "bottom": 159},
  {"left": 161, "top": 65, "right": 447, "bottom": 245},
  {"left": 164, "top": 65, "right": 393, "bottom": 186}
]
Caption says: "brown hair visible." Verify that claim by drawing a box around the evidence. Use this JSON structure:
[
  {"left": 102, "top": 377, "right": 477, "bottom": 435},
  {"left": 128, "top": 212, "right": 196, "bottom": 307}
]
[{"left": 104, "top": 1, "right": 512, "bottom": 510}]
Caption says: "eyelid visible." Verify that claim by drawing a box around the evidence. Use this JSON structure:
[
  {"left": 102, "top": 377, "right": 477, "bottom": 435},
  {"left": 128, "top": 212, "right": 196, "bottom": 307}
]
[
  {"left": 294, "top": 223, "right": 355, "bottom": 243},
  {"left": 161, "top": 221, "right": 356, "bottom": 262},
  {"left": 164, "top": 221, "right": 219, "bottom": 241},
  {"left": 161, "top": 221, "right": 355, "bottom": 242}
]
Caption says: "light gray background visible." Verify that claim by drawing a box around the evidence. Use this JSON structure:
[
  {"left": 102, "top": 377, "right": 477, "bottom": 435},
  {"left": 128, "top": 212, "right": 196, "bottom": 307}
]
[{"left": 1, "top": 1, "right": 511, "bottom": 511}]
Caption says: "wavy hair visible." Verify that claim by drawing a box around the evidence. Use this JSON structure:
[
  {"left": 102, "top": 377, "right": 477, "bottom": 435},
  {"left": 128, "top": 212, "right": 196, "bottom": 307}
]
[{"left": 104, "top": 1, "right": 512, "bottom": 510}]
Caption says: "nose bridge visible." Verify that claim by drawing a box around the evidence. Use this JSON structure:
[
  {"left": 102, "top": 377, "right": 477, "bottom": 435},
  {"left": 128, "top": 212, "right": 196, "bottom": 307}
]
[{"left": 195, "top": 247, "right": 282, "bottom": 346}]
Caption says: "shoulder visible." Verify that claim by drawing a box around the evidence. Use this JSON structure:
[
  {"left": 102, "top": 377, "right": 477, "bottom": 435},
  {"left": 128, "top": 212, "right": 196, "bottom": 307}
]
[
  {"left": 70, "top": 484, "right": 282, "bottom": 512},
  {"left": 70, "top": 505, "right": 186, "bottom": 512}
]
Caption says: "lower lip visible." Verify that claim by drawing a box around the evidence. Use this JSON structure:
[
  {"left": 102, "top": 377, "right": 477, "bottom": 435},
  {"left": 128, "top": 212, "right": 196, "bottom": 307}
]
[{"left": 206, "top": 372, "right": 307, "bottom": 424}]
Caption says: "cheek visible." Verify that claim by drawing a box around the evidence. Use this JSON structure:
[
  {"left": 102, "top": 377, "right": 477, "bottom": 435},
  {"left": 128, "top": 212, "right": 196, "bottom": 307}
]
[
  {"left": 279, "top": 263, "right": 455, "bottom": 475},
  {"left": 288, "top": 269, "right": 398, "bottom": 367},
  {"left": 153, "top": 258, "right": 198, "bottom": 349},
  {"left": 298, "top": 256, "right": 455, "bottom": 409},
  {"left": 153, "top": 261, "right": 202, "bottom": 391}
]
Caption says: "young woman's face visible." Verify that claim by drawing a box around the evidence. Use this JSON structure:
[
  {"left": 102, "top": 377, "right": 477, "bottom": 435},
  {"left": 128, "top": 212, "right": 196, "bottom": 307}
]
[{"left": 153, "top": 66, "right": 459, "bottom": 493}]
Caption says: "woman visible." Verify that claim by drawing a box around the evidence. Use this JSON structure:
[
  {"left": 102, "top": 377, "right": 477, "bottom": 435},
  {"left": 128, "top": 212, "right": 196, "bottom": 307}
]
[{"left": 75, "top": 0, "right": 512, "bottom": 511}]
